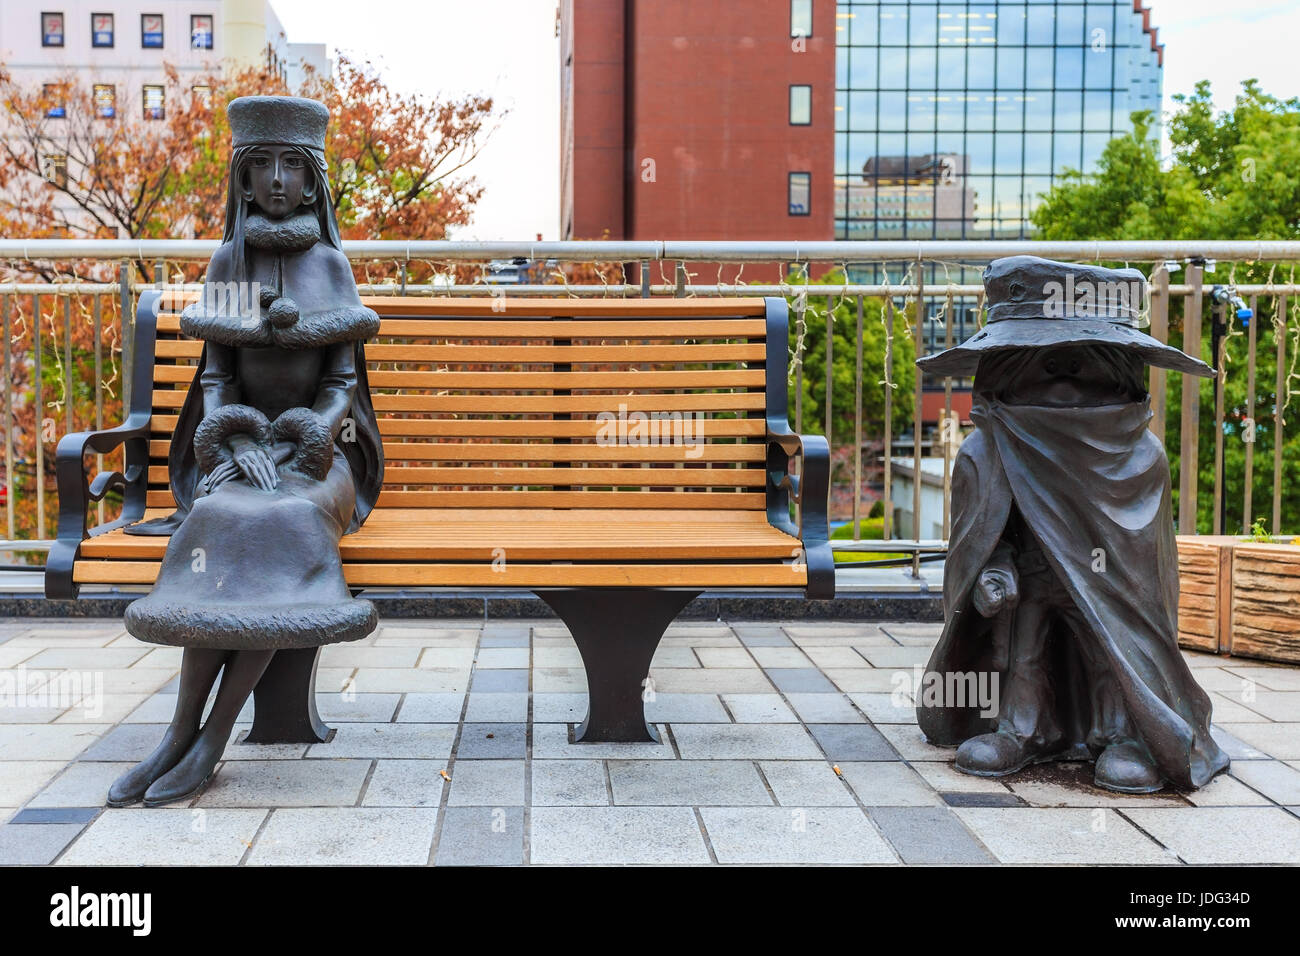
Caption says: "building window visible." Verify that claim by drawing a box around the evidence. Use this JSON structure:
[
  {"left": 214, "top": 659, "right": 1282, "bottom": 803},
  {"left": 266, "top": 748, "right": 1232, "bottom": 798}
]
[
  {"left": 790, "top": 0, "right": 812, "bottom": 38},
  {"left": 192, "top": 84, "right": 212, "bottom": 108},
  {"left": 42, "top": 84, "right": 66, "bottom": 119},
  {"left": 94, "top": 84, "right": 116, "bottom": 119},
  {"left": 41, "top": 12, "right": 64, "bottom": 47},
  {"left": 143, "top": 85, "right": 165, "bottom": 120},
  {"left": 91, "top": 12, "right": 114, "bottom": 47},
  {"left": 789, "top": 85, "right": 812, "bottom": 125},
  {"left": 191, "top": 14, "right": 213, "bottom": 50},
  {"left": 141, "top": 13, "right": 163, "bottom": 48},
  {"left": 788, "top": 172, "right": 811, "bottom": 216},
  {"left": 42, "top": 154, "right": 68, "bottom": 188}
]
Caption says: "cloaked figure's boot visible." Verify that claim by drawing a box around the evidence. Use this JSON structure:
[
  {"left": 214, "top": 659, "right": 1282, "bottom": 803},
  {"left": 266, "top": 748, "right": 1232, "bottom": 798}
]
[
  {"left": 1094, "top": 739, "right": 1163, "bottom": 793},
  {"left": 955, "top": 730, "right": 1057, "bottom": 777}
]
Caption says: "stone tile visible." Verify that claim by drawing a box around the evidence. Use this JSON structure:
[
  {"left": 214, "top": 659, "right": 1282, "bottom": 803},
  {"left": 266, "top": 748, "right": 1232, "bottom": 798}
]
[
  {"left": 130, "top": 647, "right": 185, "bottom": 669},
  {"left": 764, "top": 668, "right": 838, "bottom": 694},
  {"left": 1210, "top": 725, "right": 1271, "bottom": 760},
  {"left": 478, "top": 626, "right": 530, "bottom": 648},
  {"left": 196, "top": 759, "right": 371, "bottom": 808},
  {"left": 1005, "top": 763, "right": 1186, "bottom": 807},
  {"left": 649, "top": 645, "right": 701, "bottom": 669},
  {"left": 721, "top": 694, "right": 798, "bottom": 723},
  {"left": 823, "top": 669, "right": 905, "bottom": 693},
  {"left": 531, "top": 807, "right": 709, "bottom": 864},
  {"left": 671, "top": 723, "right": 824, "bottom": 760},
  {"left": 784, "top": 693, "right": 865, "bottom": 724},
  {"left": 9, "top": 626, "right": 123, "bottom": 646},
  {"left": 801, "top": 646, "right": 872, "bottom": 669},
  {"left": 941, "top": 791, "right": 1026, "bottom": 807},
  {"left": 448, "top": 759, "right": 526, "bottom": 806},
  {"left": 8, "top": 806, "right": 98, "bottom": 824},
  {"left": 456, "top": 723, "right": 527, "bottom": 759},
  {"left": 530, "top": 760, "right": 609, "bottom": 806},
  {"left": 645, "top": 693, "right": 730, "bottom": 724},
  {"left": 318, "top": 646, "right": 420, "bottom": 668},
  {"left": 750, "top": 646, "right": 814, "bottom": 669},
  {"left": 418, "top": 647, "right": 477, "bottom": 669},
  {"left": 76, "top": 668, "right": 175, "bottom": 696},
  {"left": 396, "top": 693, "right": 466, "bottom": 723},
  {"left": 693, "top": 647, "right": 757, "bottom": 669},
  {"left": 533, "top": 667, "right": 587, "bottom": 692},
  {"left": 1181, "top": 772, "right": 1273, "bottom": 807},
  {"left": 856, "top": 646, "right": 936, "bottom": 668},
  {"left": 955, "top": 808, "right": 1174, "bottom": 864},
  {"left": 701, "top": 807, "right": 895, "bottom": 864},
  {"left": 664, "top": 625, "right": 734, "bottom": 640},
  {"left": 1236, "top": 692, "right": 1300, "bottom": 722},
  {"left": 59, "top": 808, "right": 267, "bottom": 866},
  {"left": 847, "top": 691, "right": 917, "bottom": 724},
  {"left": 648, "top": 668, "right": 774, "bottom": 694},
  {"left": 1223, "top": 665, "right": 1300, "bottom": 692},
  {"left": 361, "top": 760, "right": 446, "bottom": 808},
  {"left": 475, "top": 647, "right": 530, "bottom": 669},
  {"left": 464, "top": 692, "right": 529, "bottom": 723},
  {"left": 1229, "top": 760, "right": 1300, "bottom": 804},
  {"left": 0, "top": 822, "right": 87, "bottom": 865},
  {"left": 807, "top": 723, "right": 899, "bottom": 762},
  {"left": 532, "top": 693, "right": 589, "bottom": 723},
  {"left": 784, "top": 623, "right": 888, "bottom": 640},
  {"left": 880, "top": 623, "right": 942, "bottom": 640},
  {"left": 306, "top": 723, "right": 457, "bottom": 760},
  {"left": 0, "top": 646, "right": 39, "bottom": 666},
  {"left": 0, "top": 761, "right": 66, "bottom": 806},
  {"left": 5, "top": 724, "right": 111, "bottom": 761},
  {"left": 435, "top": 806, "right": 524, "bottom": 865},
  {"left": 840, "top": 761, "right": 943, "bottom": 806},
  {"left": 1184, "top": 667, "right": 1254, "bottom": 692},
  {"left": 1124, "top": 806, "right": 1300, "bottom": 864},
  {"left": 733, "top": 626, "right": 793, "bottom": 647},
  {"left": 876, "top": 723, "right": 954, "bottom": 761},
  {"left": 759, "top": 760, "right": 858, "bottom": 807},
  {"left": 532, "top": 722, "right": 674, "bottom": 760},
  {"left": 533, "top": 646, "right": 583, "bottom": 668},
  {"left": 28, "top": 762, "right": 134, "bottom": 808},
  {"left": 316, "top": 693, "right": 401, "bottom": 723},
  {"left": 868, "top": 807, "right": 995, "bottom": 864},
  {"left": 912, "top": 760, "right": 1014, "bottom": 794},
  {"left": 55, "top": 694, "right": 154, "bottom": 725},
  {"left": 376, "top": 625, "right": 479, "bottom": 646},
  {"left": 1215, "top": 722, "right": 1300, "bottom": 760},
  {"left": 608, "top": 760, "right": 771, "bottom": 806},
  {"left": 25, "top": 648, "right": 149, "bottom": 669},
  {"left": 247, "top": 808, "right": 438, "bottom": 865},
  {"left": 223, "top": 730, "right": 309, "bottom": 760},
  {"left": 1206, "top": 692, "right": 1273, "bottom": 723},
  {"left": 349, "top": 668, "right": 469, "bottom": 694},
  {"left": 470, "top": 669, "right": 530, "bottom": 693}
]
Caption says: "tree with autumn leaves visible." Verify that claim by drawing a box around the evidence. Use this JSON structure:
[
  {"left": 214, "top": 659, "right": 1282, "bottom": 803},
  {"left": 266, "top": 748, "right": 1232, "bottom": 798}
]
[{"left": 0, "top": 56, "right": 498, "bottom": 542}]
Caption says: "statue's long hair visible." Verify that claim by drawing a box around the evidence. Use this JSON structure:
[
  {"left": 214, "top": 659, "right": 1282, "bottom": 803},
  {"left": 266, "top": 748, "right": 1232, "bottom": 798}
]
[{"left": 223, "top": 144, "right": 342, "bottom": 288}]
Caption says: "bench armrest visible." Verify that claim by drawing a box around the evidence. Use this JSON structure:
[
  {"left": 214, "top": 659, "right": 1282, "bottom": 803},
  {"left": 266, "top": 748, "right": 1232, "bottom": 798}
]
[
  {"left": 46, "top": 289, "right": 163, "bottom": 600},
  {"left": 766, "top": 424, "right": 834, "bottom": 599}
]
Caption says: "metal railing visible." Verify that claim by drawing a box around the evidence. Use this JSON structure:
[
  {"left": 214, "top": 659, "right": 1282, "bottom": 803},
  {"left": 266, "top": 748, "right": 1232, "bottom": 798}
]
[{"left": 4, "top": 238, "right": 1299, "bottom": 573}]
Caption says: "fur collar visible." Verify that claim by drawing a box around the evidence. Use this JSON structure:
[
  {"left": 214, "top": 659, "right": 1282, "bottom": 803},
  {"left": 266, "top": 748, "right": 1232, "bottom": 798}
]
[
  {"left": 181, "top": 302, "right": 380, "bottom": 349},
  {"left": 245, "top": 210, "right": 321, "bottom": 251}
]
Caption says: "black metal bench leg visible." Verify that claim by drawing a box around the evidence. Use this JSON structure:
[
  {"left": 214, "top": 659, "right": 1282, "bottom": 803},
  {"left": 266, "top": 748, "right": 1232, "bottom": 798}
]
[
  {"left": 535, "top": 588, "right": 701, "bottom": 743},
  {"left": 243, "top": 647, "right": 333, "bottom": 744}
]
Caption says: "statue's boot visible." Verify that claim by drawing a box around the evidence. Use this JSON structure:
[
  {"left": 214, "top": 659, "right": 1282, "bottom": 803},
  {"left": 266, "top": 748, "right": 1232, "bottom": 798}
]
[
  {"left": 141, "top": 729, "right": 226, "bottom": 807},
  {"left": 106, "top": 728, "right": 197, "bottom": 806},
  {"left": 955, "top": 730, "right": 1056, "bottom": 777},
  {"left": 1094, "top": 739, "right": 1163, "bottom": 793}
]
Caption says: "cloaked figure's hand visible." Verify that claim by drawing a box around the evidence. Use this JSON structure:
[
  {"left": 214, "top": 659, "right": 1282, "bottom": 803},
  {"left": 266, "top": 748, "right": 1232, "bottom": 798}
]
[
  {"left": 201, "top": 459, "right": 240, "bottom": 493},
  {"left": 227, "top": 434, "right": 279, "bottom": 492},
  {"left": 973, "top": 566, "right": 1018, "bottom": 618}
]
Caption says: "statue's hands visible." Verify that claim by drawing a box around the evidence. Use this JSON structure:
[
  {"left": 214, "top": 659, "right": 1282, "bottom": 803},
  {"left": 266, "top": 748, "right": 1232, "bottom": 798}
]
[
  {"left": 202, "top": 459, "right": 240, "bottom": 493},
  {"left": 973, "top": 566, "right": 1018, "bottom": 618},
  {"left": 228, "top": 434, "right": 279, "bottom": 491}
]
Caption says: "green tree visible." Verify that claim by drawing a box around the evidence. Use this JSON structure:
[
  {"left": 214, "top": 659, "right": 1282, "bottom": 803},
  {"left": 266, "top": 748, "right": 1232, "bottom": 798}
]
[{"left": 1032, "top": 81, "right": 1300, "bottom": 533}]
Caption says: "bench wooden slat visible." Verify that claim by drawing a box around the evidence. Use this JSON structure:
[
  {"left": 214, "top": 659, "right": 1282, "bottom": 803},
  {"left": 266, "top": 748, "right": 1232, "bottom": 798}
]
[
  {"left": 74, "top": 561, "right": 805, "bottom": 587},
  {"left": 156, "top": 295, "right": 767, "bottom": 317},
  {"left": 156, "top": 315, "right": 768, "bottom": 338},
  {"left": 148, "top": 464, "right": 765, "bottom": 486},
  {"left": 150, "top": 366, "right": 766, "bottom": 388},
  {"left": 148, "top": 440, "right": 767, "bottom": 462},
  {"left": 144, "top": 489, "right": 765, "bottom": 509},
  {"left": 150, "top": 390, "right": 768, "bottom": 413},
  {"left": 153, "top": 341, "right": 765, "bottom": 362},
  {"left": 147, "top": 415, "right": 765, "bottom": 438}
]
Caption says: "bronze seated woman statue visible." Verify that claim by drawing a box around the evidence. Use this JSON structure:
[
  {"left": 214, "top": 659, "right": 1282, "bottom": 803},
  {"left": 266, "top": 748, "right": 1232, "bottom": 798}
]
[{"left": 109, "top": 96, "right": 384, "bottom": 806}]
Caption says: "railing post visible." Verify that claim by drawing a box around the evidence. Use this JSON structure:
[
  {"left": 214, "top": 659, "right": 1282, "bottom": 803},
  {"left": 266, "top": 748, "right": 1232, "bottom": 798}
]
[
  {"left": 912, "top": 260, "right": 924, "bottom": 577},
  {"left": 1273, "top": 294, "right": 1287, "bottom": 536},
  {"left": 34, "top": 293, "right": 44, "bottom": 541},
  {"left": 882, "top": 296, "right": 893, "bottom": 542},
  {"left": 942, "top": 289, "right": 954, "bottom": 540},
  {"left": 119, "top": 259, "right": 133, "bottom": 412},
  {"left": 1149, "top": 264, "right": 1169, "bottom": 445},
  {"left": 853, "top": 294, "right": 863, "bottom": 539},
  {"left": 1243, "top": 295, "right": 1257, "bottom": 533},
  {"left": 2, "top": 294, "right": 11, "bottom": 541},
  {"left": 1178, "top": 262, "right": 1204, "bottom": 535},
  {"left": 1212, "top": 295, "right": 1226, "bottom": 536}
]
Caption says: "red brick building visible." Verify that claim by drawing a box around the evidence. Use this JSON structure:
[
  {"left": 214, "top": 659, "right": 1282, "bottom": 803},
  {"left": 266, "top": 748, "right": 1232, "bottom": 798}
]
[{"left": 559, "top": 0, "right": 836, "bottom": 241}]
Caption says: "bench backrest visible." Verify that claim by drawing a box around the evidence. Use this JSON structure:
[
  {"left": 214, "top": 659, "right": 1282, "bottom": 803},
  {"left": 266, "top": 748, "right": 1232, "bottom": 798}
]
[{"left": 144, "top": 295, "right": 789, "bottom": 513}]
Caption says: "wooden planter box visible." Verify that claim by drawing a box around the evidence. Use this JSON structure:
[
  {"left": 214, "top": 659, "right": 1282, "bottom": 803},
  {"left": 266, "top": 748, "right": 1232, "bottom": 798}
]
[{"left": 1176, "top": 535, "right": 1300, "bottom": 664}]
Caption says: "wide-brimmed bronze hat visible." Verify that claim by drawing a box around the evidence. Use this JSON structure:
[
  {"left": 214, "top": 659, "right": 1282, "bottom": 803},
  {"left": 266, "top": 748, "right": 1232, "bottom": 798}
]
[{"left": 916, "top": 255, "right": 1214, "bottom": 378}]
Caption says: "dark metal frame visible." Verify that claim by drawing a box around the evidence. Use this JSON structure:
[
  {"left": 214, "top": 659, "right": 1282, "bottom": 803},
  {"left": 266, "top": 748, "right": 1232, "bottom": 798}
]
[{"left": 46, "top": 293, "right": 834, "bottom": 743}]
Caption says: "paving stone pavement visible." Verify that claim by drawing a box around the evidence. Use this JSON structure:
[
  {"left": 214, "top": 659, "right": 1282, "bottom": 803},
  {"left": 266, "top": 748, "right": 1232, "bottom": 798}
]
[{"left": 1, "top": 617, "right": 1298, "bottom": 865}]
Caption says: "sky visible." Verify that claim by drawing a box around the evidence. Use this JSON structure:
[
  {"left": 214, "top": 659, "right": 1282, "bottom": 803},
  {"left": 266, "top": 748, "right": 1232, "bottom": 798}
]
[{"left": 270, "top": 0, "right": 1300, "bottom": 241}]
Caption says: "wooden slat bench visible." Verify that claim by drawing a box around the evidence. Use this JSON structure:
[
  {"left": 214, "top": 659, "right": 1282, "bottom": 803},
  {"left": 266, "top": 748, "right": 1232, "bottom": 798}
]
[{"left": 47, "top": 292, "right": 833, "bottom": 742}]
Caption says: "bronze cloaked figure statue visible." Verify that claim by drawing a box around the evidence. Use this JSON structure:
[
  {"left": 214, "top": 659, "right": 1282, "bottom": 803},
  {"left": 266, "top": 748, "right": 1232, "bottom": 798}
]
[
  {"left": 916, "top": 256, "right": 1229, "bottom": 793},
  {"left": 109, "top": 96, "right": 384, "bottom": 806}
]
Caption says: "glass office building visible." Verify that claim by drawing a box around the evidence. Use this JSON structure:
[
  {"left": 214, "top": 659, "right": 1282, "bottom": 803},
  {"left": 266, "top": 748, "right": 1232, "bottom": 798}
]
[{"left": 834, "top": 1, "right": 1163, "bottom": 241}]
